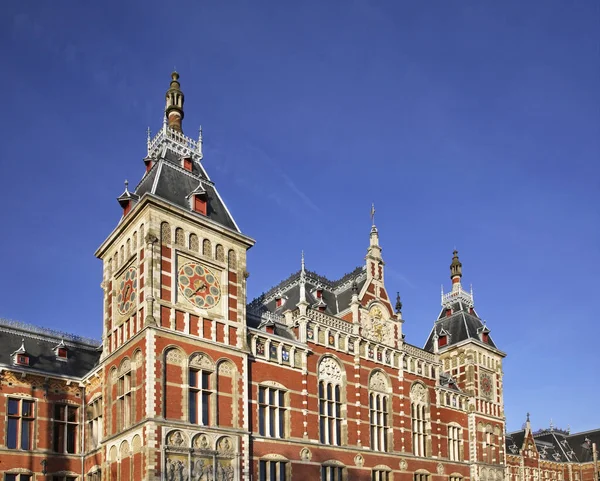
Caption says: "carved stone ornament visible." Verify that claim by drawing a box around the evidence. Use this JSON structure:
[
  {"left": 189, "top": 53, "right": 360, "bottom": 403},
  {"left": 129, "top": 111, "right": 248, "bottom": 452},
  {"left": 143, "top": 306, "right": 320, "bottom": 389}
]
[
  {"left": 399, "top": 458, "right": 408, "bottom": 471},
  {"left": 194, "top": 434, "right": 211, "bottom": 450},
  {"left": 166, "top": 349, "right": 184, "bottom": 365},
  {"left": 318, "top": 358, "right": 342, "bottom": 383},
  {"left": 354, "top": 454, "right": 364, "bottom": 467},
  {"left": 300, "top": 447, "right": 312, "bottom": 462},
  {"left": 120, "top": 358, "right": 131, "bottom": 373},
  {"left": 190, "top": 353, "right": 214, "bottom": 369},
  {"left": 134, "top": 350, "right": 143, "bottom": 367},
  {"left": 369, "top": 371, "right": 388, "bottom": 392},
  {"left": 361, "top": 306, "right": 393, "bottom": 346},
  {"left": 410, "top": 383, "right": 427, "bottom": 403},
  {"left": 168, "top": 430, "right": 187, "bottom": 447},
  {"left": 218, "top": 362, "right": 234, "bottom": 376},
  {"left": 437, "top": 463, "right": 445, "bottom": 475},
  {"left": 217, "top": 436, "right": 233, "bottom": 453}
]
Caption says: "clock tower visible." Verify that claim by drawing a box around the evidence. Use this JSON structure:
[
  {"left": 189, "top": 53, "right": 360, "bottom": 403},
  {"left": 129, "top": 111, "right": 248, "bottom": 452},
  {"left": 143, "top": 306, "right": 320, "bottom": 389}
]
[
  {"left": 95, "top": 72, "right": 255, "bottom": 480},
  {"left": 424, "top": 251, "right": 507, "bottom": 481}
]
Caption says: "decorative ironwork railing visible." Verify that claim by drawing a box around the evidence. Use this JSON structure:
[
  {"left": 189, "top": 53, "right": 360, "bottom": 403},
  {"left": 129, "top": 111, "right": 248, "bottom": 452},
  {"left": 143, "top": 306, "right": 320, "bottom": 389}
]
[
  {"left": 0, "top": 318, "right": 101, "bottom": 347},
  {"left": 147, "top": 122, "right": 203, "bottom": 160}
]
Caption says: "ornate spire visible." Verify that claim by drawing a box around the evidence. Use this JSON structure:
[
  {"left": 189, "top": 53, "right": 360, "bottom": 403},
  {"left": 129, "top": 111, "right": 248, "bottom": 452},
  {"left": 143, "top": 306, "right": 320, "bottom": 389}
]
[
  {"left": 165, "top": 71, "right": 185, "bottom": 133},
  {"left": 395, "top": 292, "right": 402, "bottom": 313},
  {"left": 450, "top": 249, "right": 462, "bottom": 289},
  {"left": 299, "top": 251, "right": 307, "bottom": 306}
]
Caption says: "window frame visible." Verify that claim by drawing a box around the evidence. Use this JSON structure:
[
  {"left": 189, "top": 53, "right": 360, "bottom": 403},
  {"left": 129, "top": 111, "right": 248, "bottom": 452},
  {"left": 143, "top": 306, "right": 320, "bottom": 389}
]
[
  {"left": 258, "top": 385, "right": 287, "bottom": 438},
  {"left": 86, "top": 397, "right": 103, "bottom": 450},
  {"left": 318, "top": 380, "right": 342, "bottom": 446},
  {"left": 6, "top": 398, "right": 34, "bottom": 450},
  {"left": 259, "top": 459, "right": 288, "bottom": 481},
  {"left": 448, "top": 424, "right": 462, "bottom": 461},
  {"left": 321, "top": 464, "right": 344, "bottom": 481},
  {"left": 117, "top": 369, "right": 132, "bottom": 428},
  {"left": 189, "top": 367, "right": 213, "bottom": 425},
  {"left": 53, "top": 404, "right": 79, "bottom": 454},
  {"left": 369, "top": 391, "right": 389, "bottom": 452}
]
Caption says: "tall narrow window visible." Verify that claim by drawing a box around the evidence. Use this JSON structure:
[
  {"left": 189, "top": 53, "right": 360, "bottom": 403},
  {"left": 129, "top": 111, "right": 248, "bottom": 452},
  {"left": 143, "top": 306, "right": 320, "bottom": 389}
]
[
  {"left": 258, "top": 386, "right": 286, "bottom": 437},
  {"left": 369, "top": 371, "right": 390, "bottom": 452},
  {"left": 53, "top": 404, "right": 78, "bottom": 453},
  {"left": 448, "top": 425, "right": 461, "bottom": 461},
  {"left": 410, "top": 383, "right": 428, "bottom": 457},
  {"left": 259, "top": 460, "right": 287, "bottom": 481},
  {"left": 321, "top": 465, "right": 344, "bottom": 481},
  {"left": 414, "top": 474, "right": 430, "bottom": 481},
  {"left": 319, "top": 381, "right": 342, "bottom": 445},
  {"left": 87, "top": 397, "right": 103, "bottom": 450},
  {"left": 7, "top": 398, "right": 34, "bottom": 450},
  {"left": 118, "top": 370, "right": 132, "bottom": 428},
  {"left": 318, "top": 358, "right": 344, "bottom": 446},
  {"left": 189, "top": 368, "right": 212, "bottom": 425},
  {"left": 370, "top": 392, "right": 389, "bottom": 451}
]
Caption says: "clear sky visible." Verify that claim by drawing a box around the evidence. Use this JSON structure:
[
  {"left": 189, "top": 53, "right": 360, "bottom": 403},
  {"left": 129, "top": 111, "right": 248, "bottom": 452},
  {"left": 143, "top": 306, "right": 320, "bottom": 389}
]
[{"left": 0, "top": 1, "right": 598, "bottom": 433}]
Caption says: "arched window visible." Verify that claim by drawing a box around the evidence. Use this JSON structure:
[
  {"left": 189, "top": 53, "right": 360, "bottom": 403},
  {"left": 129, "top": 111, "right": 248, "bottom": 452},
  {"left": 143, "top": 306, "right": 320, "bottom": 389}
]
[
  {"left": 258, "top": 382, "right": 287, "bottom": 438},
  {"left": 369, "top": 371, "right": 390, "bottom": 452},
  {"left": 189, "top": 233, "right": 199, "bottom": 252},
  {"left": 175, "top": 227, "right": 185, "bottom": 246},
  {"left": 410, "top": 383, "right": 428, "bottom": 457},
  {"left": 188, "top": 353, "right": 215, "bottom": 426},
  {"left": 161, "top": 222, "right": 171, "bottom": 244},
  {"left": 228, "top": 249, "right": 237, "bottom": 269},
  {"left": 117, "top": 359, "right": 133, "bottom": 428},
  {"left": 202, "top": 239, "right": 212, "bottom": 258},
  {"left": 318, "top": 357, "right": 344, "bottom": 446},
  {"left": 216, "top": 244, "right": 224, "bottom": 262},
  {"left": 259, "top": 455, "right": 289, "bottom": 481}
]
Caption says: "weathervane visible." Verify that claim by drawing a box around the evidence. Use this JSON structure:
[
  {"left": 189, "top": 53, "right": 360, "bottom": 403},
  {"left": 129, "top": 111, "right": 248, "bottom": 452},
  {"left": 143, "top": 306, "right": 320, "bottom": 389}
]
[{"left": 370, "top": 203, "right": 376, "bottom": 226}]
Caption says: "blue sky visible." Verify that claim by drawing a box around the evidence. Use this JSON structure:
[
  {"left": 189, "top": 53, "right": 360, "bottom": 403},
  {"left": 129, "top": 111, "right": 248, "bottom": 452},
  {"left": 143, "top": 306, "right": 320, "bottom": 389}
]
[{"left": 0, "top": 1, "right": 598, "bottom": 433}]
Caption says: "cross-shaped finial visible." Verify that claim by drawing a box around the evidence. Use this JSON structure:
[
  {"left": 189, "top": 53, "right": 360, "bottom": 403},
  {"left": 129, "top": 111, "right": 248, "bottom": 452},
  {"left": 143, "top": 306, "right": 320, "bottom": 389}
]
[{"left": 526, "top": 412, "right": 530, "bottom": 422}]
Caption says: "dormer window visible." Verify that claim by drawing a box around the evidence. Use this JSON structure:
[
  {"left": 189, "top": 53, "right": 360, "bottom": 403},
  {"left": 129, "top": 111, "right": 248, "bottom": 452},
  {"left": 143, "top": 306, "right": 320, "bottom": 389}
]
[
  {"left": 275, "top": 296, "right": 287, "bottom": 309},
  {"left": 439, "top": 334, "right": 448, "bottom": 347},
  {"left": 188, "top": 183, "right": 207, "bottom": 216},
  {"left": 144, "top": 155, "right": 154, "bottom": 173},
  {"left": 181, "top": 155, "right": 193, "bottom": 172},
  {"left": 316, "top": 288, "right": 323, "bottom": 299},
  {"left": 445, "top": 308, "right": 452, "bottom": 317},
  {"left": 54, "top": 340, "right": 68, "bottom": 361},
  {"left": 16, "top": 354, "right": 29, "bottom": 366},
  {"left": 478, "top": 325, "right": 491, "bottom": 344},
  {"left": 12, "top": 339, "right": 29, "bottom": 366}
]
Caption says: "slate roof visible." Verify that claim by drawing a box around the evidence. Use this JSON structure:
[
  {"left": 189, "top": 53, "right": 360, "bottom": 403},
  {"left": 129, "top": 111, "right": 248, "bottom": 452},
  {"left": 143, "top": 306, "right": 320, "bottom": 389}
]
[
  {"left": 423, "top": 300, "right": 498, "bottom": 352},
  {"left": 248, "top": 266, "right": 367, "bottom": 318},
  {"left": 506, "top": 427, "right": 600, "bottom": 464},
  {"left": 0, "top": 318, "right": 101, "bottom": 379},
  {"left": 132, "top": 140, "right": 238, "bottom": 232}
]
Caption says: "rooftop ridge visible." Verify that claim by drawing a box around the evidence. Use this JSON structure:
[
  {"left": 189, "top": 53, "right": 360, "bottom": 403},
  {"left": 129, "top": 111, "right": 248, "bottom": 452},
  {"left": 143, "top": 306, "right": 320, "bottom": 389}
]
[
  {"left": 254, "top": 266, "right": 365, "bottom": 303},
  {"left": 0, "top": 318, "right": 101, "bottom": 347}
]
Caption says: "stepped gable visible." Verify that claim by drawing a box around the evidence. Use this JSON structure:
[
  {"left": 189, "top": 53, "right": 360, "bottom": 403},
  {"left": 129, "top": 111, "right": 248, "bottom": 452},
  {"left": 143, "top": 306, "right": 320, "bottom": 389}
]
[
  {"left": 248, "top": 265, "right": 366, "bottom": 317},
  {"left": 0, "top": 318, "right": 101, "bottom": 378}
]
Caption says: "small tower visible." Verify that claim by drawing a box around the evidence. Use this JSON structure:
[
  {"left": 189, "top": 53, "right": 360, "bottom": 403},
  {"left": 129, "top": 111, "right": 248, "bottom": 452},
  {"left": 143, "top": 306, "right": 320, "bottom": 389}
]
[
  {"left": 165, "top": 71, "right": 185, "bottom": 132},
  {"left": 450, "top": 249, "right": 462, "bottom": 291}
]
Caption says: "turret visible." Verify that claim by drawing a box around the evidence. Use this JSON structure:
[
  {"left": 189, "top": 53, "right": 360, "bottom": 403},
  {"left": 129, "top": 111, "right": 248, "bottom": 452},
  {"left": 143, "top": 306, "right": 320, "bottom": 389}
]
[{"left": 165, "top": 71, "right": 185, "bottom": 132}]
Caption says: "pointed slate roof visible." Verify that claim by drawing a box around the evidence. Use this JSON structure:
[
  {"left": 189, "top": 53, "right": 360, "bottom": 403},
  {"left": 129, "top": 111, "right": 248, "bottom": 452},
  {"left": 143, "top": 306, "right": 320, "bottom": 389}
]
[
  {"left": 506, "top": 426, "right": 600, "bottom": 464},
  {"left": 0, "top": 318, "right": 101, "bottom": 378},
  {"left": 132, "top": 132, "right": 239, "bottom": 232}
]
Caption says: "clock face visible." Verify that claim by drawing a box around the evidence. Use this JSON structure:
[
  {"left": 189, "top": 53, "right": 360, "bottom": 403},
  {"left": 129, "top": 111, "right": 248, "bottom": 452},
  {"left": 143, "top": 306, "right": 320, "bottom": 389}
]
[
  {"left": 116, "top": 266, "right": 137, "bottom": 315},
  {"left": 481, "top": 373, "right": 493, "bottom": 399},
  {"left": 177, "top": 262, "right": 221, "bottom": 309}
]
